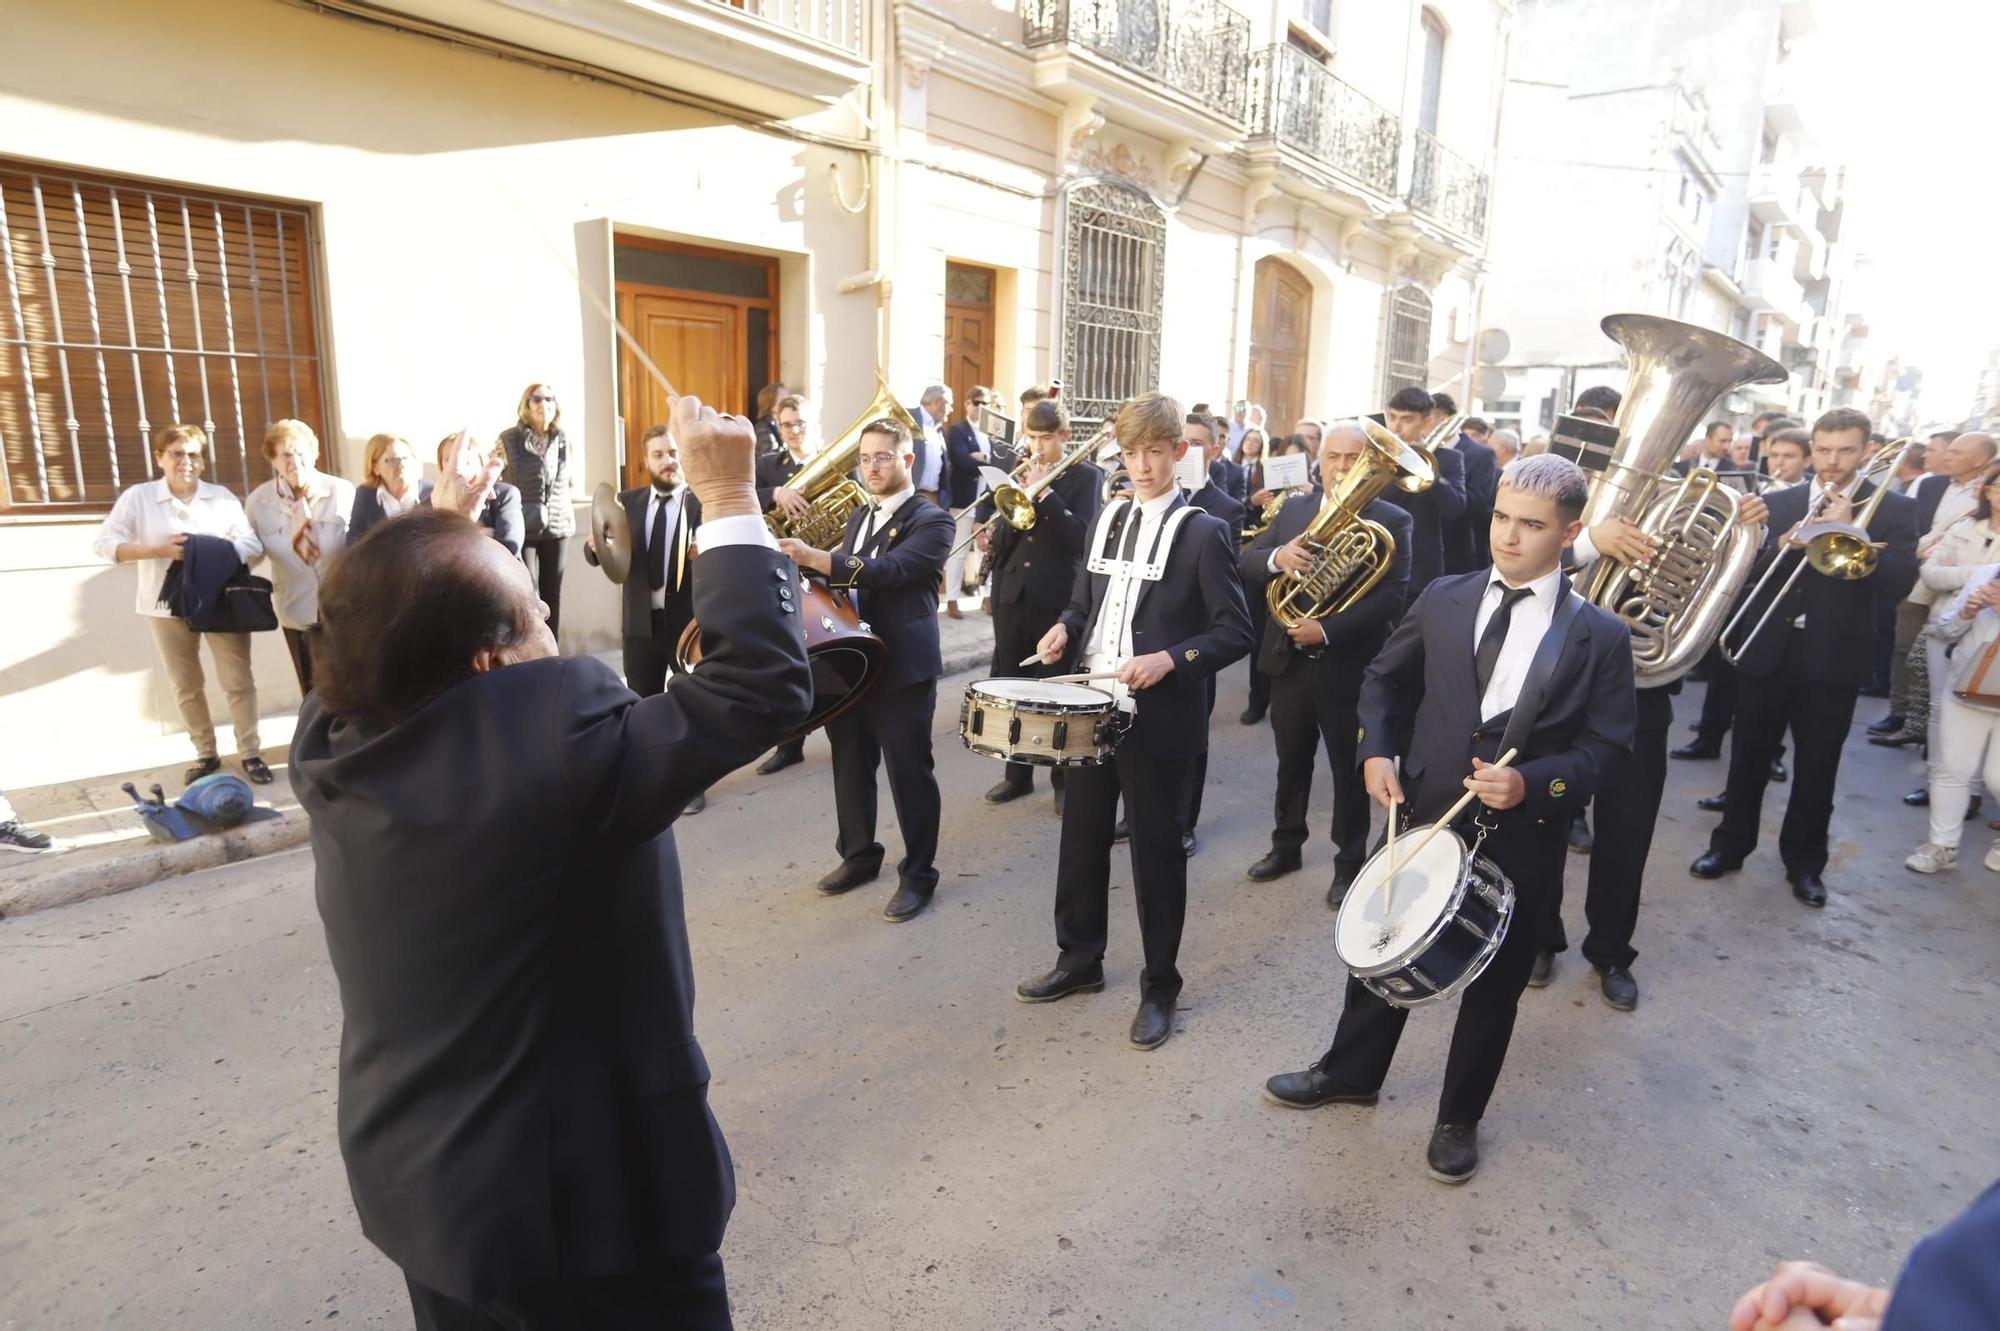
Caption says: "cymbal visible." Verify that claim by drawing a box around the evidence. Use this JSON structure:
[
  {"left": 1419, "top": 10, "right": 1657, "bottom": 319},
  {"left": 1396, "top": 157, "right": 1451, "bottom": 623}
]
[{"left": 591, "top": 482, "right": 632, "bottom": 584}]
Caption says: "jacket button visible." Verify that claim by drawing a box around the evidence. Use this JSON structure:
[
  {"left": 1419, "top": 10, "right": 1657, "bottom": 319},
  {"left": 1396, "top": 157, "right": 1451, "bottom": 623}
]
[{"left": 1023, "top": 561, "right": 1032, "bottom": 569}]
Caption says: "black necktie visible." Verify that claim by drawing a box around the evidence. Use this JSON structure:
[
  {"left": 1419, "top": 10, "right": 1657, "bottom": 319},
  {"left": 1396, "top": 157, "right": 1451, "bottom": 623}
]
[
  {"left": 647, "top": 495, "right": 668, "bottom": 592},
  {"left": 1474, "top": 586, "right": 1535, "bottom": 701}
]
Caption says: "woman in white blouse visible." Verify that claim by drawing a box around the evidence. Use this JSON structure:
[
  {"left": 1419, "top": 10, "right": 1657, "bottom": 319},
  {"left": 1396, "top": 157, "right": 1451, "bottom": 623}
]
[
  {"left": 1910, "top": 558, "right": 2000, "bottom": 874},
  {"left": 347, "top": 433, "right": 431, "bottom": 542},
  {"left": 246, "top": 419, "right": 355, "bottom": 694},
  {"left": 92, "top": 424, "right": 270, "bottom": 786}
]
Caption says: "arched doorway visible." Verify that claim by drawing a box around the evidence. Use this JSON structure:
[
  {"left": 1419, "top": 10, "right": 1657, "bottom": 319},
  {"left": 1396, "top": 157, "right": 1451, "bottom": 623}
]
[{"left": 1248, "top": 257, "right": 1313, "bottom": 437}]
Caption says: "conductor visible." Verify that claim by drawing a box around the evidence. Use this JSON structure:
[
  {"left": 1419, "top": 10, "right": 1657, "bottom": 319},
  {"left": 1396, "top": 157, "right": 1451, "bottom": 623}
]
[{"left": 293, "top": 398, "right": 812, "bottom": 1328}]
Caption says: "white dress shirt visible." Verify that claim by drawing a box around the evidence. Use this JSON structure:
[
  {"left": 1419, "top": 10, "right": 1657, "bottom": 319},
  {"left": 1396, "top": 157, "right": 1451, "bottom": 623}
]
[
  {"left": 93, "top": 479, "right": 264, "bottom": 618},
  {"left": 642, "top": 484, "right": 689, "bottom": 611},
  {"left": 914, "top": 410, "right": 946, "bottom": 494},
  {"left": 1083, "top": 489, "right": 1183, "bottom": 706},
  {"left": 853, "top": 483, "right": 915, "bottom": 550},
  {"left": 375, "top": 482, "right": 421, "bottom": 519},
  {"left": 1473, "top": 564, "right": 1564, "bottom": 721},
  {"left": 692, "top": 513, "right": 776, "bottom": 555},
  {"left": 246, "top": 474, "right": 357, "bottom": 630}
]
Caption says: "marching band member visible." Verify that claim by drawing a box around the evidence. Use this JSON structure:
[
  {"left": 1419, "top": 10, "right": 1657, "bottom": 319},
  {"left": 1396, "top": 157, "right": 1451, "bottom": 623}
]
[
  {"left": 1239, "top": 423, "right": 1414, "bottom": 907},
  {"left": 780, "top": 415, "right": 954, "bottom": 923},
  {"left": 1178, "top": 411, "right": 1248, "bottom": 854},
  {"left": 1380, "top": 386, "right": 1468, "bottom": 598},
  {"left": 1016, "top": 392, "right": 1252, "bottom": 1051},
  {"left": 1262, "top": 454, "right": 1634, "bottom": 1183},
  {"left": 753, "top": 394, "right": 818, "bottom": 776},
  {"left": 980, "top": 398, "right": 1103, "bottom": 810}
]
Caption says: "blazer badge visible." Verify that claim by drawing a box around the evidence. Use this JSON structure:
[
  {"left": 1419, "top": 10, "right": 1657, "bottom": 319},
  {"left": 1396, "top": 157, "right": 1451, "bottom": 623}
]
[{"left": 1548, "top": 778, "right": 1568, "bottom": 798}]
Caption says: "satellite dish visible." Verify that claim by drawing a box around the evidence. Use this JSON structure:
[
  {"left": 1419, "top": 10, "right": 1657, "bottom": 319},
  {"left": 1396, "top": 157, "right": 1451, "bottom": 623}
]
[
  {"left": 1477, "top": 328, "right": 1512, "bottom": 363},
  {"left": 1475, "top": 366, "right": 1508, "bottom": 401}
]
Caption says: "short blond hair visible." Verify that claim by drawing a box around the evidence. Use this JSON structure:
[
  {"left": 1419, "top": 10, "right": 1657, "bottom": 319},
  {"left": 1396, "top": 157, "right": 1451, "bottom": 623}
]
[
  {"left": 262, "top": 418, "right": 319, "bottom": 461},
  {"left": 1113, "top": 392, "right": 1184, "bottom": 449}
]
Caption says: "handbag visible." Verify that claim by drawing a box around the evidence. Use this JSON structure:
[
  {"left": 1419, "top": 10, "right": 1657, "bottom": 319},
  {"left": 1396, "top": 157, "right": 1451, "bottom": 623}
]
[
  {"left": 203, "top": 566, "right": 280, "bottom": 634},
  {"left": 1953, "top": 633, "right": 2000, "bottom": 706}
]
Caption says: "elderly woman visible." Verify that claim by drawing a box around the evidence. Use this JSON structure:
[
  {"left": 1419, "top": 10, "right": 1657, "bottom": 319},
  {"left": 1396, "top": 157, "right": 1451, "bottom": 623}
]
[
  {"left": 92, "top": 424, "right": 271, "bottom": 785},
  {"left": 348, "top": 433, "right": 431, "bottom": 542},
  {"left": 246, "top": 419, "right": 356, "bottom": 694},
  {"left": 499, "top": 382, "right": 574, "bottom": 637},
  {"left": 430, "top": 432, "right": 523, "bottom": 557},
  {"left": 1910, "top": 559, "right": 2000, "bottom": 874}
]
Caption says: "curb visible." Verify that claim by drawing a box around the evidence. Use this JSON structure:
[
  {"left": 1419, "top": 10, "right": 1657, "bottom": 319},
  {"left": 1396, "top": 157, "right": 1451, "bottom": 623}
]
[{"left": 0, "top": 815, "right": 311, "bottom": 919}]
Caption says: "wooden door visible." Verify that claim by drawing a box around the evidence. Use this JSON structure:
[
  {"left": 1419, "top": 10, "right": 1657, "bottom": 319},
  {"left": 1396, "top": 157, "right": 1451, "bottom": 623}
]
[
  {"left": 944, "top": 262, "right": 997, "bottom": 415},
  {"left": 1248, "top": 257, "right": 1313, "bottom": 436},
  {"left": 619, "top": 291, "right": 741, "bottom": 491}
]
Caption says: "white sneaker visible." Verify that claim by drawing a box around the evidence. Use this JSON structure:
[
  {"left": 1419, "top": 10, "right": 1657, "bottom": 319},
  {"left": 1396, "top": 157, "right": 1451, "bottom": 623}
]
[
  {"left": 1905, "top": 842, "right": 1958, "bottom": 874},
  {"left": 1985, "top": 842, "right": 2000, "bottom": 873}
]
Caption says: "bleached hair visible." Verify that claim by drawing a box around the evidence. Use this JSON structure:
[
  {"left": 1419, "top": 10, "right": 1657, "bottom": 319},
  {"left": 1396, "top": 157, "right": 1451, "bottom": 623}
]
[{"left": 1499, "top": 452, "right": 1589, "bottom": 520}]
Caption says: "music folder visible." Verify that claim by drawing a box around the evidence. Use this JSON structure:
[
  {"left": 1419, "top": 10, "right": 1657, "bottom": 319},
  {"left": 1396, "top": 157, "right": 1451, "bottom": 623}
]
[{"left": 1549, "top": 414, "right": 1623, "bottom": 473}]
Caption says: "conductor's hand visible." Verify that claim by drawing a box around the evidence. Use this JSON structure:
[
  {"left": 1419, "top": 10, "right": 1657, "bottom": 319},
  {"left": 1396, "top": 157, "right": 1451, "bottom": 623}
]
[
  {"left": 772, "top": 485, "right": 812, "bottom": 522},
  {"left": 1034, "top": 622, "right": 1069, "bottom": 666},
  {"left": 1588, "top": 515, "right": 1656, "bottom": 566},
  {"left": 1118, "top": 651, "right": 1175, "bottom": 690},
  {"left": 1363, "top": 756, "right": 1403, "bottom": 811},
  {"left": 674, "top": 396, "right": 758, "bottom": 521},
  {"left": 433, "top": 430, "right": 503, "bottom": 519},
  {"left": 1465, "top": 757, "right": 1524, "bottom": 810},
  {"left": 1728, "top": 1261, "right": 1890, "bottom": 1331},
  {"left": 1273, "top": 536, "right": 1314, "bottom": 576},
  {"left": 1736, "top": 493, "right": 1770, "bottom": 529}
]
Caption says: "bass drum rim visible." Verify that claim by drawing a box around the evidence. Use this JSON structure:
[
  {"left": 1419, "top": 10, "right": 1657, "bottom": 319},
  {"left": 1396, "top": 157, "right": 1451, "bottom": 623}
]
[{"left": 674, "top": 583, "right": 888, "bottom": 743}]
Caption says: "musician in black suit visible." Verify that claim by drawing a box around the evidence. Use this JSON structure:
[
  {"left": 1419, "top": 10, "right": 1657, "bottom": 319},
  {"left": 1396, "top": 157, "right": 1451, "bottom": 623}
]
[
  {"left": 1016, "top": 392, "right": 1253, "bottom": 1051},
  {"left": 1241, "top": 422, "right": 1413, "bottom": 905},
  {"left": 1180, "top": 412, "right": 1249, "bottom": 853},
  {"left": 1263, "top": 453, "right": 1635, "bottom": 1184},
  {"left": 780, "top": 415, "right": 955, "bottom": 923},
  {"left": 1208, "top": 451, "right": 1247, "bottom": 505},
  {"left": 981, "top": 397, "right": 1102, "bottom": 808},
  {"left": 1380, "top": 386, "right": 1468, "bottom": 596},
  {"left": 295, "top": 403, "right": 811, "bottom": 1328},
  {"left": 941, "top": 387, "right": 996, "bottom": 616},
  {"left": 752, "top": 393, "right": 819, "bottom": 775},
  {"left": 1692, "top": 408, "right": 1919, "bottom": 906},
  {"left": 1433, "top": 395, "right": 1496, "bottom": 572}
]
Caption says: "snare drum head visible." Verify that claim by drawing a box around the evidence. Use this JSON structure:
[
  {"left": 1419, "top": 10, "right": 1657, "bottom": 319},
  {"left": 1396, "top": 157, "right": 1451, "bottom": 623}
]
[
  {"left": 1335, "top": 832, "right": 1466, "bottom": 967},
  {"left": 967, "top": 678, "right": 1114, "bottom": 708}
]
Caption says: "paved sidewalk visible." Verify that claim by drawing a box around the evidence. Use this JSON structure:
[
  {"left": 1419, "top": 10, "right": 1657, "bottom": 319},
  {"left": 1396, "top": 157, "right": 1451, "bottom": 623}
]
[{"left": 1, "top": 608, "right": 997, "bottom": 918}]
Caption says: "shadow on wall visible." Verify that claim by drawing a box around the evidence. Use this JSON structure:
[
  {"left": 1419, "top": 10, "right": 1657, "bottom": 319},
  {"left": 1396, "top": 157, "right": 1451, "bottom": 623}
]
[{"left": 0, "top": 564, "right": 152, "bottom": 700}]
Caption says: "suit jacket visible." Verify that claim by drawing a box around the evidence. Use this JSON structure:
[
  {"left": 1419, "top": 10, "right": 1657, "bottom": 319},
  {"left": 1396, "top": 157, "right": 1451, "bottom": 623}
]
[
  {"left": 1056, "top": 494, "right": 1254, "bottom": 760},
  {"left": 1729, "top": 479, "right": 1918, "bottom": 687},
  {"left": 912, "top": 413, "right": 954, "bottom": 500},
  {"left": 1449, "top": 435, "right": 1499, "bottom": 570},
  {"left": 294, "top": 543, "right": 811, "bottom": 1304},
  {"left": 422, "top": 481, "right": 523, "bottom": 557},
  {"left": 1239, "top": 493, "right": 1413, "bottom": 690},
  {"left": 1379, "top": 441, "right": 1466, "bottom": 593},
  {"left": 1912, "top": 472, "right": 1950, "bottom": 535},
  {"left": 348, "top": 480, "right": 433, "bottom": 543},
  {"left": 989, "top": 461, "right": 1102, "bottom": 610},
  {"left": 1208, "top": 457, "right": 1247, "bottom": 505},
  {"left": 754, "top": 450, "right": 807, "bottom": 515},
  {"left": 583, "top": 486, "right": 702, "bottom": 640},
  {"left": 828, "top": 492, "right": 955, "bottom": 691},
  {"left": 1358, "top": 570, "right": 1637, "bottom": 828},
  {"left": 942, "top": 420, "right": 990, "bottom": 509},
  {"left": 1186, "top": 481, "right": 1247, "bottom": 534}
]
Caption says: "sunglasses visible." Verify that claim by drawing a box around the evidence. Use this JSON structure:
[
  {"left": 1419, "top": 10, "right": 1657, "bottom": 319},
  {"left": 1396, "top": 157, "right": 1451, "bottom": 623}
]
[{"left": 529, "top": 394, "right": 557, "bottom": 404}]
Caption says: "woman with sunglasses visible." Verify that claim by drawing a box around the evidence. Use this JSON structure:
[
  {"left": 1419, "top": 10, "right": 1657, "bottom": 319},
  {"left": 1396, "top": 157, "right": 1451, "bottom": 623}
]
[{"left": 500, "top": 383, "right": 574, "bottom": 640}]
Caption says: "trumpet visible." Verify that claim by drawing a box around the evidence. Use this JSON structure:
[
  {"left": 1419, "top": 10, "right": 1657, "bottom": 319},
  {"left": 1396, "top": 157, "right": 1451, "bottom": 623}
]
[{"left": 947, "top": 426, "right": 1109, "bottom": 560}]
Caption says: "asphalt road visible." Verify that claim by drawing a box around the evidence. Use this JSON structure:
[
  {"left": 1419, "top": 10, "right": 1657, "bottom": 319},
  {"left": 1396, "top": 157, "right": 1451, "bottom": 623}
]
[{"left": 4, "top": 660, "right": 1998, "bottom": 1329}]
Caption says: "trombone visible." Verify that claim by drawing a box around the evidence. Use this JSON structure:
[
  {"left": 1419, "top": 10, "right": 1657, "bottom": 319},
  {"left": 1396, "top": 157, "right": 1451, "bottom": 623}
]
[{"left": 946, "top": 425, "right": 1111, "bottom": 560}]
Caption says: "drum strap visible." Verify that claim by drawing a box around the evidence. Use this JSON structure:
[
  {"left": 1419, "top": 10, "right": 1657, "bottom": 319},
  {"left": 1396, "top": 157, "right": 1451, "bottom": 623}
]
[{"left": 1496, "top": 588, "right": 1586, "bottom": 762}]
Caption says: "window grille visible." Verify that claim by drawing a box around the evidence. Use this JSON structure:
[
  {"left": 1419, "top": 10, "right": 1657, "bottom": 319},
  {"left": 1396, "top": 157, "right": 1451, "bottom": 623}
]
[
  {"left": 1058, "top": 179, "right": 1166, "bottom": 427},
  {"left": 0, "top": 159, "right": 325, "bottom": 513},
  {"left": 1383, "top": 284, "right": 1433, "bottom": 404}
]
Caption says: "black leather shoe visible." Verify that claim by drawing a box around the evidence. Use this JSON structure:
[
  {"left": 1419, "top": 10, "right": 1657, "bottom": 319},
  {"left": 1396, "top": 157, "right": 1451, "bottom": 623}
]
[
  {"left": 1326, "top": 862, "right": 1359, "bottom": 911},
  {"left": 1246, "top": 848, "right": 1303, "bottom": 882},
  {"left": 983, "top": 776, "right": 1032, "bottom": 804},
  {"left": 1769, "top": 759, "right": 1787, "bottom": 783},
  {"left": 240, "top": 756, "right": 274, "bottom": 785},
  {"left": 817, "top": 861, "right": 880, "bottom": 895},
  {"left": 1868, "top": 728, "right": 1924, "bottom": 748},
  {"left": 1262, "top": 1064, "right": 1379, "bottom": 1109},
  {"left": 1594, "top": 965, "right": 1638, "bottom": 1011},
  {"left": 1689, "top": 851, "right": 1740, "bottom": 879},
  {"left": 1113, "top": 817, "right": 1130, "bottom": 843},
  {"left": 1425, "top": 1122, "right": 1480, "bottom": 1185},
  {"left": 1696, "top": 791, "right": 1728, "bottom": 812},
  {"left": 1182, "top": 832, "right": 1198, "bottom": 857},
  {"left": 1904, "top": 788, "right": 1930, "bottom": 808},
  {"left": 1568, "top": 814, "right": 1592, "bottom": 854},
  {"left": 1789, "top": 872, "right": 1828, "bottom": 907},
  {"left": 1239, "top": 704, "right": 1267, "bottom": 725},
  {"left": 1128, "top": 999, "right": 1175, "bottom": 1050},
  {"left": 1866, "top": 713, "right": 1904, "bottom": 735},
  {"left": 882, "top": 884, "right": 932, "bottom": 922},
  {"left": 756, "top": 743, "right": 804, "bottom": 776},
  {"left": 1015, "top": 965, "right": 1105, "bottom": 1003},
  {"left": 684, "top": 790, "right": 706, "bottom": 815},
  {"left": 1670, "top": 741, "right": 1722, "bottom": 760},
  {"left": 184, "top": 756, "right": 222, "bottom": 785},
  {"left": 1527, "top": 949, "right": 1554, "bottom": 988}
]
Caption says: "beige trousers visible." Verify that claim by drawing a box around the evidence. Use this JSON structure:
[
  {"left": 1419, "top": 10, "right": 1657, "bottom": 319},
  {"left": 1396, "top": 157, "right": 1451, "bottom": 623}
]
[{"left": 146, "top": 617, "right": 261, "bottom": 759}]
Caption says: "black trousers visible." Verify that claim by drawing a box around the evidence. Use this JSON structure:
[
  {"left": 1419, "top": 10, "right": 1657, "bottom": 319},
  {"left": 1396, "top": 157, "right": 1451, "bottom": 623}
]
[
  {"left": 1055, "top": 741, "right": 1197, "bottom": 1003},
  {"left": 523, "top": 535, "right": 567, "bottom": 638},
  {"left": 827, "top": 679, "right": 940, "bottom": 894},
  {"left": 1709, "top": 629, "right": 1860, "bottom": 877},
  {"left": 622, "top": 611, "right": 680, "bottom": 700},
  {"left": 1545, "top": 717, "right": 1666, "bottom": 969},
  {"left": 1316, "top": 811, "right": 1565, "bottom": 1125},
  {"left": 1692, "top": 643, "right": 1735, "bottom": 747},
  {"left": 406, "top": 1250, "right": 730, "bottom": 1330},
  {"left": 282, "top": 626, "right": 314, "bottom": 696},
  {"left": 1245, "top": 596, "right": 1273, "bottom": 714},
  {"left": 1183, "top": 677, "right": 1218, "bottom": 833},
  {"left": 1266, "top": 663, "right": 1367, "bottom": 871},
  {"left": 990, "top": 597, "right": 1068, "bottom": 790}
]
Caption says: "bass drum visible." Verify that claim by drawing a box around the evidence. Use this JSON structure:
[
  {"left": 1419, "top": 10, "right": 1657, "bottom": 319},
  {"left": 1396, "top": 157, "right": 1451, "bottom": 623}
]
[{"left": 675, "top": 573, "right": 886, "bottom": 743}]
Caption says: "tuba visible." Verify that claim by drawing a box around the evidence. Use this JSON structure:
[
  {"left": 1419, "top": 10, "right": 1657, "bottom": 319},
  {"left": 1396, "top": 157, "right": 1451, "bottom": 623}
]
[
  {"left": 1268, "top": 418, "right": 1434, "bottom": 629},
  {"left": 1575, "top": 314, "right": 1787, "bottom": 688},
  {"left": 769, "top": 384, "right": 919, "bottom": 550}
]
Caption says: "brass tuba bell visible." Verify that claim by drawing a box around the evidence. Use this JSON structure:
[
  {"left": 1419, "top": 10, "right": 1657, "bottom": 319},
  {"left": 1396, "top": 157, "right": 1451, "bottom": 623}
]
[
  {"left": 1267, "top": 418, "right": 1434, "bottom": 630},
  {"left": 768, "top": 384, "right": 919, "bottom": 550}
]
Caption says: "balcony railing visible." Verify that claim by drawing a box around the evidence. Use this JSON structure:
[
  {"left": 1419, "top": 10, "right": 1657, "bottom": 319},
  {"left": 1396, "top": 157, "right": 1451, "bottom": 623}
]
[
  {"left": 1023, "top": 0, "right": 1253, "bottom": 122},
  {"left": 714, "top": 0, "right": 864, "bottom": 52},
  {"left": 1247, "top": 45, "right": 1401, "bottom": 196},
  {"left": 1409, "top": 128, "right": 1489, "bottom": 240}
]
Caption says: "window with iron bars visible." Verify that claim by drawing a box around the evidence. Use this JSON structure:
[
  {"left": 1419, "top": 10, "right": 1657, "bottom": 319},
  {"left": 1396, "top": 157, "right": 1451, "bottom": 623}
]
[
  {"left": 1058, "top": 180, "right": 1165, "bottom": 428},
  {"left": 1382, "top": 284, "right": 1432, "bottom": 404},
  {"left": 0, "top": 159, "right": 326, "bottom": 514}
]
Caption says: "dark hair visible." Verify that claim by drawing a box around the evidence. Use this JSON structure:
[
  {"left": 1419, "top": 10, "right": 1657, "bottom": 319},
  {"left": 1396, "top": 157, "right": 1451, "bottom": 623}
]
[
  {"left": 1575, "top": 384, "right": 1622, "bottom": 416},
  {"left": 755, "top": 383, "right": 787, "bottom": 417},
  {"left": 1572, "top": 406, "right": 1613, "bottom": 424},
  {"left": 1023, "top": 399, "right": 1068, "bottom": 435},
  {"left": 1430, "top": 391, "right": 1459, "bottom": 415},
  {"left": 1869, "top": 431, "right": 1889, "bottom": 446},
  {"left": 1462, "top": 416, "right": 1489, "bottom": 436},
  {"left": 1019, "top": 385, "right": 1050, "bottom": 407},
  {"left": 1750, "top": 411, "right": 1777, "bottom": 429},
  {"left": 1765, "top": 426, "right": 1810, "bottom": 454},
  {"left": 1386, "top": 386, "right": 1433, "bottom": 414},
  {"left": 1184, "top": 411, "right": 1219, "bottom": 442},
  {"left": 640, "top": 423, "right": 671, "bottom": 445},
  {"left": 1977, "top": 462, "right": 2000, "bottom": 523},
  {"left": 1285, "top": 433, "right": 1311, "bottom": 455},
  {"left": 315, "top": 509, "right": 530, "bottom": 730},
  {"left": 1812, "top": 407, "right": 1874, "bottom": 444},
  {"left": 1704, "top": 420, "right": 1733, "bottom": 439},
  {"left": 1931, "top": 430, "right": 1961, "bottom": 444}
]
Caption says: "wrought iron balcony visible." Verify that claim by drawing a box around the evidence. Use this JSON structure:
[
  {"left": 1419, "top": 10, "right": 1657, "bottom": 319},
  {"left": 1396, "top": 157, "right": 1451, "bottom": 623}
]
[
  {"left": 713, "top": 0, "right": 863, "bottom": 53},
  {"left": 1247, "top": 45, "right": 1401, "bottom": 196},
  {"left": 1408, "top": 128, "right": 1489, "bottom": 240},
  {"left": 1023, "top": 0, "right": 1253, "bottom": 123}
]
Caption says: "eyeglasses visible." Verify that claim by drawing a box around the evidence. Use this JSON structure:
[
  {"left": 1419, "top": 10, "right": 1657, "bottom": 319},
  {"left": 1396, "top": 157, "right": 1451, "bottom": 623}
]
[
  {"left": 779, "top": 420, "right": 808, "bottom": 433},
  {"left": 529, "top": 394, "right": 557, "bottom": 404},
  {"left": 857, "top": 453, "right": 902, "bottom": 467}
]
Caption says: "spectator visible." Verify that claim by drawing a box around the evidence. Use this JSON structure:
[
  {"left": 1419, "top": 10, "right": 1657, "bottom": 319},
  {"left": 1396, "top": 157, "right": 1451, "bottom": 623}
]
[
  {"left": 1240, "top": 428, "right": 1269, "bottom": 504},
  {"left": 430, "top": 432, "right": 524, "bottom": 558},
  {"left": 1491, "top": 428, "right": 1521, "bottom": 468},
  {"left": 499, "top": 382, "right": 574, "bottom": 638},
  {"left": 348, "top": 433, "right": 431, "bottom": 542},
  {"left": 1523, "top": 434, "right": 1550, "bottom": 456},
  {"left": 752, "top": 382, "right": 788, "bottom": 458},
  {"left": 1462, "top": 416, "right": 1491, "bottom": 442},
  {"left": 0, "top": 785, "right": 54, "bottom": 851},
  {"left": 1763, "top": 427, "right": 1811, "bottom": 488},
  {"left": 246, "top": 419, "right": 355, "bottom": 694},
  {"left": 93, "top": 424, "right": 270, "bottom": 786}
]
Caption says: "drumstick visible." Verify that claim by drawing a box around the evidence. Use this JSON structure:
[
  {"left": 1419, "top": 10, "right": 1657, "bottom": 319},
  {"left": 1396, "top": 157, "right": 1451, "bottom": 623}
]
[
  {"left": 1382, "top": 799, "right": 1400, "bottom": 913},
  {"left": 1043, "top": 670, "right": 1122, "bottom": 683},
  {"left": 1377, "top": 748, "right": 1520, "bottom": 912},
  {"left": 1018, "top": 652, "right": 1046, "bottom": 667}
]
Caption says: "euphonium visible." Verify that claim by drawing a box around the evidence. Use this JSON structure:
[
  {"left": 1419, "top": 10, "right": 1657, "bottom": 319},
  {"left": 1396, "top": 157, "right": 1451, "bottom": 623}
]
[
  {"left": 768, "top": 385, "right": 919, "bottom": 550},
  {"left": 1576, "top": 314, "right": 1788, "bottom": 688},
  {"left": 1267, "top": 418, "right": 1434, "bottom": 630},
  {"left": 1242, "top": 484, "right": 1303, "bottom": 542}
]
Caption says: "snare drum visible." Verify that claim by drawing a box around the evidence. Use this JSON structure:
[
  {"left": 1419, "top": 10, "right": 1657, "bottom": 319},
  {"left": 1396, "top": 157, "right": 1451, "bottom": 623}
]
[
  {"left": 959, "top": 678, "right": 1126, "bottom": 767},
  {"left": 1333, "top": 829, "right": 1514, "bottom": 1009}
]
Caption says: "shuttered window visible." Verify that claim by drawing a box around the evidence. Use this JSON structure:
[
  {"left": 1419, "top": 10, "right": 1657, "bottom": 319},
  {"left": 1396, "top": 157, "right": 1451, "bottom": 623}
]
[{"left": 0, "top": 160, "right": 325, "bottom": 513}]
